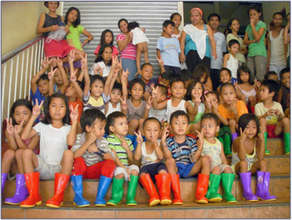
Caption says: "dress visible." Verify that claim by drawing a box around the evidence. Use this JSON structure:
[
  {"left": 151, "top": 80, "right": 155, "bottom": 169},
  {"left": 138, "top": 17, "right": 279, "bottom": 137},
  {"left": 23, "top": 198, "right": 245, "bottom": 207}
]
[
  {"left": 131, "top": 27, "right": 149, "bottom": 45},
  {"left": 238, "top": 86, "right": 256, "bottom": 103},
  {"left": 126, "top": 99, "right": 146, "bottom": 121},
  {"left": 231, "top": 145, "right": 257, "bottom": 172}
]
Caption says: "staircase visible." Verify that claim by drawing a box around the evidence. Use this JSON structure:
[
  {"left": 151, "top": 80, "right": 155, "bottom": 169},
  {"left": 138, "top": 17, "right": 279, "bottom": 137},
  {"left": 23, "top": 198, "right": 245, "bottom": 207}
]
[{"left": 2, "top": 138, "right": 290, "bottom": 218}]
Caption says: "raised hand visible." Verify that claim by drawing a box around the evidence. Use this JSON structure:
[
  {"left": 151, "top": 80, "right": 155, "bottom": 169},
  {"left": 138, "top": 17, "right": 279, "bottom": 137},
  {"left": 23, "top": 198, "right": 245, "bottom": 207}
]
[
  {"left": 32, "top": 99, "right": 44, "bottom": 117},
  {"left": 70, "top": 68, "right": 78, "bottom": 82},
  {"left": 70, "top": 104, "right": 79, "bottom": 123},
  {"left": 239, "top": 127, "right": 247, "bottom": 143},
  {"left": 48, "top": 68, "right": 58, "bottom": 80},
  {"left": 161, "top": 124, "right": 170, "bottom": 143},
  {"left": 151, "top": 86, "right": 159, "bottom": 99},
  {"left": 121, "top": 69, "right": 129, "bottom": 82},
  {"left": 195, "top": 129, "right": 204, "bottom": 151},
  {"left": 94, "top": 65, "right": 103, "bottom": 76},
  {"left": 156, "top": 56, "right": 164, "bottom": 67},
  {"left": 68, "top": 49, "right": 76, "bottom": 63},
  {"left": 134, "top": 130, "right": 143, "bottom": 145},
  {"left": 56, "top": 57, "right": 63, "bottom": 67},
  {"left": 6, "top": 118, "right": 14, "bottom": 135},
  {"left": 42, "top": 57, "right": 50, "bottom": 70},
  {"left": 120, "top": 138, "right": 129, "bottom": 150},
  {"left": 50, "top": 25, "right": 59, "bottom": 32},
  {"left": 14, "top": 120, "right": 25, "bottom": 135},
  {"left": 120, "top": 97, "right": 127, "bottom": 110},
  {"left": 146, "top": 96, "right": 152, "bottom": 110}
]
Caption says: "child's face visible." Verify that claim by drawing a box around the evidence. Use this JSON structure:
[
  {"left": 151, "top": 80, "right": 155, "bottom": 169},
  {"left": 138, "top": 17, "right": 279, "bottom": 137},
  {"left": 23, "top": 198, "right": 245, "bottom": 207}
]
[
  {"left": 229, "top": 43, "right": 239, "bottom": 55},
  {"left": 163, "top": 24, "right": 174, "bottom": 36},
  {"left": 172, "top": 15, "right": 181, "bottom": 28},
  {"left": 104, "top": 32, "right": 113, "bottom": 44},
  {"left": 220, "top": 70, "right": 231, "bottom": 83},
  {"left": 111, "top": 116, "right": 128, "bottom": 136},
  {"left": 110, "top": 89, "right": 121, "bottom": 104},
  {"left": 259, "top": 85, "right": 273, "bottom": 101},
  {"left": 240, "top": 71, "right": 250, "bottom": 83},
  {"left": 191, "top": 83, "right": 203, "bottom": 99},
  {"left": 141, "top": 65, "right": 153, "bottom": 82},
  {"left": 201, "top": 118, "right": 219, "bottom": 139},
  {"left": 281, "top": 72, "right": 290, "bottom": 88},
  {"left": 243, "top": 120, "right": 258, "bottom": 139},
  {"left": 156, "top": 87, "right": 166, "bottom": 102},
  {"left": 91, "top": 80, "right": 104, "bottom": 98},
  {"left": 171, "top": 115, "right": 188, "bottom": 136},
  {"left": 54, "top": 70, "right": 63, "bottom": 85},
  {"left": 221, "top": 85, "right": 236, "bottom": 105},
  {"left": 131, "top": 83, "right": 144, "bottom": 100},
  {"left": 272, "top": 14, "right": 283, "bottom": 27},
  {"left": 38, "top": 79, "right": 49, "bottom": 96},
  {"left": 249, "top": 9, "right": 261, "bottom": 21},
  {"left": 230, "top": 19, "right": 240, "bottom": 33},
  {"left": 49, "top": 97, "right": 66, "bottom": 121},
  {"left": 171, "top": 81, "right": 186, "bottom": 99},
  {"left": 67, "top": 9, "right": 78, "bottom": 23},
  {"left": 209, "top": 16, "right": 220, "bottom": 30},
  {"left": 13, "top": 106, "right": 31, "bottom": 125},
  {"left": 47, "top": 2, "right": 58, "bottom": 12},
  {"left": 143, "top": 120, "right": 161, "bottom": 142},
  {"left": 102, "top": 47, "right": 113, "bottom": 63},
  {"left": 119, "top": 20, "right": 128, "bottom": 33},
  {"left": 205, "top": 93, "right": 218, "bottom": 106},
  {"left": 65, "top": 83, "right": 76, "bottom": 98},
  {"left": 89, "top": 119, "right": 106, "bottom": 139}
]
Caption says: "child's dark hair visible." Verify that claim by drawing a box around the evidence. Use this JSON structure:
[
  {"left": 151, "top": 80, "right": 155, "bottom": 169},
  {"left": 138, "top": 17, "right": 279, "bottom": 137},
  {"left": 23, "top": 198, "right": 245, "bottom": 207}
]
[
  {"left": 181, "top": 69, "right": 192, "bottom": 82},
  {"left": 43, "top": 93, "right": 70, "bottom": 125},
  {"left": 90, "top": 75, "right": 105, "bottom": 87},
  {"left": 80, "top": 109, "right": 106, "bottom": 132},
  {"left": 128, "top": 21, "right": 139, "bottom": 32},
  {"left": 226, "top": 18, "right": 240, "bottom": 34},
  {"left": 170, "top": 12, "right": 182, "bottom": 21},
  {"left": 118, "top": 18, "right": 128, "bottom": 29},
  {"left": 201, "top": 113, "right": 219, "bottom": 126},
  {"left": 10, "top": 99, "right": 33, "bottom": 125},
  {"left": 264, "top": 71, "right": 278, "bottom": 81},
  {"left": 112, "top": 82, "right": 122, "bottom": 93},
  {"left": 280, "top": 67, "right": 290, "bottom": 80},
  {"left": 228, "top": 39, "right": 240, "bottom": 48},
  {"left": 170, "top": 110, "right": 189, "bottom": 124},
  {"left": 270, "top": 12, "right": 284, "bottom": 29},
  {"left": 261, "top": 79, "right": 280, "bottom": 97},
  {"left": 106, "top": 111, "right": 126, "bottom": 134},
  {"left": 100, "top": 29, "right": 114, "bottom": 47},
  {"left": 143, "top": 117, "right": 162, "bottom": 129},
  {"left": 205, "top": 90, "right": 219, "bottom": 101},
  {"left": 44, "top": 1, "right": 59, "bottom": 8},
  {"left": 186, "top": 80, "right": 204, "bottom": 101},
  {"left": 162, "top": 20, "right": 175, "bottom": 28},
  {"left": 192, "top": 64, "right": 210, "bottom": 84},
  {"left": 64, "top": 7, "right": 80, "bottom": 27},
  {"left": 220, "top": 82, "right": 236, "bottom": 94},
  {"left": 94, "top": 44, "right": 113, "bottom": 64},
  {"left": 170, "top": 76, "right": 185, "bottom": 88},
  {"left": 237, "top": 64, "right": 254, "bottom": 85},
  {"left": 208, "top": 13, "right": 221, "bottom": 22},
  {"left": 248, "top": 5, "right": 262, "bottom": 15},
  {"left": 238, "top": 113, "right": 260, "bottom": 135},
  {"left": 37, "top": 73, "right": 49, "bottom": 85},
  {"left": 156, "top": 84, "right": 168, "bottom": 96},
  {"left": 129, "top": 78, "right": 145, "bottom": 92},
  {"left": 220, "top": 67, "right": 232, "bottom": 78},
  {"left": 141, "top": 63, "right": 153, "bottom": 70}
]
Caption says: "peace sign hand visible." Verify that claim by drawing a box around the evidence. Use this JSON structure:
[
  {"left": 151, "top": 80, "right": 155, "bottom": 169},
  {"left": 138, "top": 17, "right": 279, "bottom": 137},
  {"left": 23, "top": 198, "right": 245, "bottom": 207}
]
[
  {"left": 195, "top": 129, "right": 204, "bottom": 151},
  {"left": 156, "top": 56, "right": 164, "bottom": 67},
  {"left": 32, "top": 99, "right": 44, "bottom": 117},
  {"left": 48, "top": 68, "right": 57, "bottom": 80},
  {"left": 146, "top": 96, "right": 152, "bottom": 110},
  {"left": 14, "top": 120, "right": 25, "bottom": 135},
  {"left": 42, "top": 57, "right": 50, "bottom": 70},
  {"left": 120, "top": 97, "right": 127, "bottom": 111},
  {"left": 121, "top": 69, "right": 129, "bottom": 82},
  {"left": 6, "top": 118, "right": 14, "bottom": 135},
  {"left": 239, "top": 127, "right": 247, "bottom": 143},
  {"left": 161, "top": 124, "right": 170, "bottom": 144},
  {"left": 70, "top": 68, "right": 78, "bottom": 82},
  {"left": 70, "top": 104, "right": 79, "bottom": 123},
  {"left": 134, "top": 130, "right": 143, "bottom": 144}
]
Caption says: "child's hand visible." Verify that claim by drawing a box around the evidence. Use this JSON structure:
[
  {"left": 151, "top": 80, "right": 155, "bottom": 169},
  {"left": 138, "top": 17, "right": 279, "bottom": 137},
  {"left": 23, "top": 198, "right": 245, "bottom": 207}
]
[
  {"left": 194, "top": 94, "right": 201, "bottom": 104},
  {"left": 32, "top": 99, "right": 44, "bottom": 117},
  {"left": 134, "top": 130, "right": 143, "bottom": 145},
  {"left": 179, "top": 53, "right": 185, "bottom": 63},
  {"left": 70, "top": 104, "right": 79, "bottom": 123},
  {"left": 151, "top": 85, "right": 159, "bottom": 99},
  {"left": 120, "top": 97, "right": 127, "bottom": 110},
  {"left": 50, "top": 25, "right": 59, "bottom": 32},
  {"left": 94, "top": 65, "right": 103, "bottom": 76},
  {"left": 42, "top": 57, "right": 50, "bottom": 70},
  {"left": 47, "top": 68, "right": 57, "bottom": 80},
  {"left": 6, "top": 118, "right": 15, "bottom": 135},
  {"left": 14, "top": 120, "right": 25, "bottom": 135},
  {"left": 121, "top": 69, "right": 129, "bottom": 82},
  {"left": 70, "top": 68, "right": 78, "bottom": 82},
  {"left": 156, "top": 56, "right": 164, "bottom": 67},
  {"left": 161, "top": 124, "right": 170, "bottom": 144},
  {"left": 195, "top": 129, "right": 204, "bottom": 151},
  {"left": 87, "top": 130, "right": 98, "bottom": 145},
  {"left": 257, "top": 130, "right": 265, "bottom": 144},
  {"left": 68, "top": 50, "right": 76, "bottom": 63},
  {"left": 250, "top": 17, "right": 256, "bottom": 26},
  {"left": 81, "top": 53, "right": 88, "bottom": 71},
  {"left": 88, "top": 144, "right": 98, "bottom": 153},
  {"left": 146, "top": 96, "right": 152, "bottom": 110},
  {"left": 239, "top": 127, "right": 247, "bottom": 143},
  {"left": 56, "top": 57, "right": 63, "bottom": 67},
  {"left": 120, "top": 138, "right": 129, "bottom": 150}
]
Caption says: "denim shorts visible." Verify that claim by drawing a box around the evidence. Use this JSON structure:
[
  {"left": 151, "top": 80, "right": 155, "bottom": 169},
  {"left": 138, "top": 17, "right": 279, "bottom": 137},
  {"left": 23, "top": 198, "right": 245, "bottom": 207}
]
[
  {"left": 176, "top": 162, "right": 195, "bottom": 178},
  {"left": 121, "top": 58, "right": 137, "bottom": 81}
]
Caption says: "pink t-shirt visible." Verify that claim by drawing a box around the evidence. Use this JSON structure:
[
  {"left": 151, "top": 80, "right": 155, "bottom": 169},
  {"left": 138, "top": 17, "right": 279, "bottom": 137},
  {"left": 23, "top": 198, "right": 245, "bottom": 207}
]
[
  {"left": 94, "top": 45, "right": 119, "bottom": 57},
  {"left": 116, "top": 33, "right": 136, "bottom": 60}
]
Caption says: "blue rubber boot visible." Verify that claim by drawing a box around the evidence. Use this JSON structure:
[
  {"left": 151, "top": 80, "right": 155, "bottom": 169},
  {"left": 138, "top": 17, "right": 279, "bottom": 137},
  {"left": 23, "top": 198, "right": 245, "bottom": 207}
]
[
  {"left": 71, "top": 175, "right": 90, "bottom": 207},
  {"left": 94, "top": 176, "right": 112, "bottom": 206}
]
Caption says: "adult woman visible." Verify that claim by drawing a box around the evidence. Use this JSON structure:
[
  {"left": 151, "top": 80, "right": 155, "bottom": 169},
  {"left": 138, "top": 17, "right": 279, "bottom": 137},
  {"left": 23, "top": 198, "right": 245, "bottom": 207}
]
[
  {"left": 116, "top": 18, "right": 137, "bottom": 81},
  {"left": 180, "top": 7, "right": 217, "bottom": 73}
]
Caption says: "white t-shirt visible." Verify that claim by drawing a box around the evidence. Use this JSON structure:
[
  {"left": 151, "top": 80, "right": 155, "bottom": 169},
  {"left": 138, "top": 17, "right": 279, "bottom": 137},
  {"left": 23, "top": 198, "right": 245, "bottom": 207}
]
[
  {"left": 255, "top": 101, "right": 284, "bottom": 125},
  {"left": 90, "top": 61, "right": 111, "bottom": 77},
  {"left": 33, "top": 122, "right": 71, "bottom": 165}
]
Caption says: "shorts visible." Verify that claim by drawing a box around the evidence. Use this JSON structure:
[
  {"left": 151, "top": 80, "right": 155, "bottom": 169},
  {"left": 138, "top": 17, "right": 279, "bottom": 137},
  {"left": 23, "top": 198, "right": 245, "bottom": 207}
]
[
  {"left": 267, "top": 124, "right": 281, "bottom": 138},
  {"left": 211, "top": 163, "right": 230, "bottom": 173},
  {"left": 35, "top": 155, "right": 61, "bottom": 180},
  {"left": 140, "top": 162, "right": 167, "bottom": 182},
  {"left": 44, "top": 39, "right": 73, "bottom": 58},
  {"left": 176, "top": 162, "right": 195, "bottom": 178},
  {"left": 114, "top": 165, "right": 139, "bottom": 181}
]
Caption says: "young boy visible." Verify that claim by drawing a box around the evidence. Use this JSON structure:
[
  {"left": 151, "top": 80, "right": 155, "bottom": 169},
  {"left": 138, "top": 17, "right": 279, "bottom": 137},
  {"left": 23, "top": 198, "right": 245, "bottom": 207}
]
[
  {"left": 161, "top": 110, "right": 211, "bottom": 204},
  {"left": 277, "top": 68, "right": 290, "bottom": 117},
  {"left": 255, "top": 79, "right": 290, "bottom": 154},
  {"left": 105, "top": 82, "right": 123, "bottom": 117},
  {"left": 70, "top": 109, "right": 116, "bottom": 207},
  {"left": 139, "top": 63, "right": 157, "bottom": 101},
  {"left": 106, "top": 111, "right": 139, "bottom": 206},
  {"left": 223, "top": 40, "right": 240, "bottom": 83},
  {"left": 48, "top": 58, "right": 69, "bottom": 95},
  {"left": 157, "top": 20, "right": 181, "bottom": 77}
]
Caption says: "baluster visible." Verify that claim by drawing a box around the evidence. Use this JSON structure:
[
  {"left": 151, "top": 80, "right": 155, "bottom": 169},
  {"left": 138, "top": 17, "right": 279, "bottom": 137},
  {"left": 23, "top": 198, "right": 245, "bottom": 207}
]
[
  {"left": 19, "top": 51, "right": 25, "bottom": 99},
  {"left": 7, "top": 59, "right": 14, "bottom": 118},
  {"left": 2, "top": 63, "right": 7, "bottom": 119},
  {"left": 14, "top": 54, "right": 20, "bottom": 102}
]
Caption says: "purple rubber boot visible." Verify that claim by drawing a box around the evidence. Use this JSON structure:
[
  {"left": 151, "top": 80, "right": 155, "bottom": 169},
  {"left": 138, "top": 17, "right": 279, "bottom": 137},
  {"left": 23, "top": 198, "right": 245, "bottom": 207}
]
[
  {"left": 256, "top": 171, "right": 276, "bottom": 200},
  {"left": 2, "top": 173, "right": 7, "bottom": 194},
  {"left": 239, "top": 172, "right": 258, "bottom": 201},
  {"left": 5, "top": 174, "right": 29, "bottom": 205}
]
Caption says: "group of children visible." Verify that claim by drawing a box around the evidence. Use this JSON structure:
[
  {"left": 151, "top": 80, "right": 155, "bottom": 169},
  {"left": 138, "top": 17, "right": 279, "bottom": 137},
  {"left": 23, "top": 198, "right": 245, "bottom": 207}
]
[{"left": 1, "top": 2, "right": 290, "bottom": 209}]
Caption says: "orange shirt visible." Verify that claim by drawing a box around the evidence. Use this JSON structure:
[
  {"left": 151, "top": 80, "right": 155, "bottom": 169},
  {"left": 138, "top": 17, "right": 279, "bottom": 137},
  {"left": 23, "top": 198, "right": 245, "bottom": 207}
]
[
  {"left": 69, "top": 99, "right": 83, "bottom": 122},
  {"left": 218, "top": 100, "right": 248, "bottom": 120}
]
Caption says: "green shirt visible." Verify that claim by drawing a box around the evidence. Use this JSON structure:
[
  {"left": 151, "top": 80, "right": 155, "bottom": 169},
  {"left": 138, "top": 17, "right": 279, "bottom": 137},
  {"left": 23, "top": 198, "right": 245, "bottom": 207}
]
[
  {"left": 245, "top": 21, "right": 267, "bottom": 57},
  {"left": 66, "top": 25, "right": 84, "bottom": 50}
]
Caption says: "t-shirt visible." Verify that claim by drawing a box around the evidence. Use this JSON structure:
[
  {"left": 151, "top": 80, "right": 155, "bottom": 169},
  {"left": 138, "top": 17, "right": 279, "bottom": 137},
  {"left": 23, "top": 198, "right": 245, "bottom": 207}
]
[
  {"left": 69, "top": 99, "right": 83, "bottom": 122},
  {"left": 94, "top": 45, "right": 119, "bottom": 57},
  {"left": 166, "top": 136, "right": 198, "bottom": 164},
  {"left": 33, "top": 122, "right": 71, "bottom": 165},
  {"left": 255, "top": 101, "right": 284, "bottom": 125},
  {"left": 106, "top": 134, "right": 134, "bottom": 166},
  {"left": 211, "top": 32, "right": 226, "bottom": 70},
  {"left": 89, "top": 61, "right": 111, "bottom": 77},
  {"left": 66, "top": 25, "right": 84, "bottom": 50},
  {"left": 116, "top": 33, "right": 136, "bottom": 60},
  {"left": 245, "top": 21, "right": 267, "bottom": 57},
  {"left": 226, "top": 33, "right": 246, "bottom": 63},
  {"left": 83, "top": 91, "right": 110, "bottom": 113},
  {"left": 218, "top": 100, "right": 248, "bottom": 120},
  {"left": 157, "top": 37, "right": 181, "bottom": 68}
]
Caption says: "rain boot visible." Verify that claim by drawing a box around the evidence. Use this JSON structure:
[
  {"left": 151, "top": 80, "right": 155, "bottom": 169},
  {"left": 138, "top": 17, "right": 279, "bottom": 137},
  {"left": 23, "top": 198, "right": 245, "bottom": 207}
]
[
  {"left": 205, "top": 174, "right": 222, "bottom": 202},
  {"left": 256, "top": 171, "right": 276, "bottom": 200},
  {"left": 2, "top": 173, "right": 7, "bottom": 197},
  {"left": 46, "top": 173, "right": 70, "bottom": 208},
  {"left": 284, "top": 132, "right": 290, "bottom": 155},
  {"left": 195, "top": 173, "right": 209, "bottom": 204},
  {"left": 107, "top": 177, "right": 124, "bottom": 206},
  {"left": 155, "top": 173, "right": 172, "bottom": 205},
  {"left": 5, "top": 174, "right": 29, "bottom": 205},
  {"left": 94, "top": 175, "right": 112, "bottom": 206},
  {"left": 221, "top": 173, "right": 237, "bottom": 203},
  {"left": 223, "top": 133, "right": 232, "bottom": 156},
  {"left": 139, "top": 173, "right": 160, "bottom": 206},
  {"left": 71, "top": 175, "right": 90, "bottom": 207},
  {"left": 126, "top": 175, "right": 138, "bottom": 206},
  {"left": 264, "top": 132, "right": 270, "bottom": 155},
  {"left": 20, "top": 172, "right": 42, "bottom": 208},
  {"left": 170, "top": 174, "right": 183, "bottom": 205},
  {"left": 239, "top": 172, "right": 258, "bottom": 201}
]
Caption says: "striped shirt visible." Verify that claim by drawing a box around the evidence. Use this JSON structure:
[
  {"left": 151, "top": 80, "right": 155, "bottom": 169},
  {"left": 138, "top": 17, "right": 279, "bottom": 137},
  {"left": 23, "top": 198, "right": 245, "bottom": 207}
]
[
  {"left": 166, "top": 136, "right": 198, "bottom": 164},
  {"left": 116, "top": 33, "right": 136, "bottom": 60},
  {"left": 107, "top": 134, "right": 134, "bottom": 166}
]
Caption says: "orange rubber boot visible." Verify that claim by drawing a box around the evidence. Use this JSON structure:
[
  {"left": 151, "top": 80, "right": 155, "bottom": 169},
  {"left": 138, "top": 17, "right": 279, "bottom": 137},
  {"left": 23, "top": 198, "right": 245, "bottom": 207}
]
[
  {"left": 20, "top": 172, "right": 42, "bottom": 208},
  {"left": 155, "top": 173, "right": 172, "bottom": 205},
  {"left": 46, "top": 173, "right": 70, "bottom": 208},
  {"left": 170, "top": 174, "right": 183, "bottom": 205},
  {"left": 195, "top": 173, "right": 209, "bottom": 204},
  {"left": 139, "top": 173, "right": 160, "bottom": 206}
]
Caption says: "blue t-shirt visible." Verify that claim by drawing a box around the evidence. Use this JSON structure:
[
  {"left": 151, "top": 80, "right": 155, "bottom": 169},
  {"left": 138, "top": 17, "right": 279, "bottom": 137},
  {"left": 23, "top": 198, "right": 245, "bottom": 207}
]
[
  {"left": 30, "top": 87, "right": 46, "bottom": 105},
  {"left": 157, "top": 37, "right": 181, "bottom": 68}
]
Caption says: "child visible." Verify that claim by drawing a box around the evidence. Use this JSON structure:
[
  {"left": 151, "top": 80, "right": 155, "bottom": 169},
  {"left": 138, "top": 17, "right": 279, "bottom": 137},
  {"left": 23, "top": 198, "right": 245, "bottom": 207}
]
[
  {"left": 94, "top": 29, "right": 119, "bottom": 57},
  {"left": 170, "top": 13, "right": 182, "bottom": 39},
  {"left": 105, "top": 82, "right": 122, "bottom": 117},
  {"left": 20, "top": 93, "right": 78, "bottom": 208},
  {"left": 191, "top": 64, "right": 213, "bottom": 92},
  {"left": 157, "top": 20, "right": 181, "bottom": 77},
  {"left": 223, "top": 39, "right": 240, "bottom": 83},
  {"left": 48, "top": 58, "right": 69, "bottom": 95},
  {"left": 200, "top": 113, "right": 236, "bottom": 203},
  {"left": 161, "top": 110, "right": 210, "bottom": 204},
  {"left": 134, "top": 118, "right": 172, "bottom": 206},
  {"left": 255, "top": 80, "right": 290, "bottom": 155},
  {"left": 204, "top": 91, "right": 227, "bottom": 125},
  {"left": 139, "top": 63, "right": 157, "bottom": 101},
  {"left": 217, "top": 68, "right": 232, "bottom": 93},
  {"left": 277, "top": 68, "right": 290, "bottom": 117},
  {"left": 128, "top": 21, "right": 149, "bottom": 75},
  {"left": 232, "top": 113, "right": 276, "bottom": 201},
  {"left": 105, "top": 112, "right": 139, "bottom": 206},
  {"left": 70, "top": 109, "right": 116, "bottom": 207},
  {"left": 90, "top": 45, "right": 113, "bottom": 77},
  {"left": 2, "top": 100, "right": 39, "bottom": 205}
]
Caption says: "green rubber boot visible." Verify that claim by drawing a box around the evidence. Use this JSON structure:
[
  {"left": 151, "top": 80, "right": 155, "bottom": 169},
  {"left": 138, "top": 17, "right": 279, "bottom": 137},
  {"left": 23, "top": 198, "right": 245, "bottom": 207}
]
[
  {"left": 221, "top": 173, "right": 237, "bottom": 203},
  {"left": 206, "top": 174, "right": 222, "bottom": 202},
  {"left": 107, "top": 178, "right": 124, "bottom": 206},
  {"left": 264, "top": 132, "right": 270, "bottom": 155},
  {"left": 126, "top": 175, "right": 139, "bottom": 206},
  {"left": 223, "top": 133, "right": 232, "bottom": 156},
  {"left": 284, "top": 132, "right": 290, "bottom": 155}
]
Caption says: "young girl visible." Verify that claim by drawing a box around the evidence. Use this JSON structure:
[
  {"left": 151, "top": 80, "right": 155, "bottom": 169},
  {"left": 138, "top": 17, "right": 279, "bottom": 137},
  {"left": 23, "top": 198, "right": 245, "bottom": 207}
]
[
  {"left": 170, "top": 13, "right": 182, "bottom": 39},
  {"left": 232, "top": 113, "right": 276, "bottom": 201},
  {"left": 223, "top": 40, "right": 240, "bottom": 83},
  {"left": 134, "top": 118, "right": 172, "bottom": 206},
  {"left": 48, "top": 58, "right": 69, "bottom": 95},
  {"left": 191, "top": 64, "right": 213, "bottom": 93},
  {"left": 90, "top": 45, "right": 113, "bottom": 77},
  {"left": 128, "top": 21, "right": 149, "bottom": 74},
  {"left": 2, "top": 100, "right": 39, "bottom": 205},
  {"left": 94, "top": 29, "right": 119, "bottom": 57},
  {"left": 105, "top": 82, "right": 123, "bottom": 117},
  {"left": 20, "top": 93, "right": 78, "bottom": 208}
]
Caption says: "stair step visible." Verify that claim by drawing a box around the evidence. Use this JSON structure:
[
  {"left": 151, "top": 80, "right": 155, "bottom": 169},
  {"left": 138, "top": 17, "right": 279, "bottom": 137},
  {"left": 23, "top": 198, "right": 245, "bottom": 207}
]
[
  {"left": 2, "top": 198, "right": 290, "bottom": 218},
  {"left": 266, "top": 138, "right": 285, "bottom": 155}
]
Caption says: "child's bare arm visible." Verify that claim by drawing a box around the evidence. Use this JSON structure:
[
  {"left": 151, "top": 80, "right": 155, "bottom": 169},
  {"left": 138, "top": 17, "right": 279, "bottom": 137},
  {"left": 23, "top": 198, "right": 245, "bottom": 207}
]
[
  {"left": 67, "top": 105, "right": 79, "bottom": 146},
  {"left": 133, "top": 131, "right": 143, "bottom": 161},
  {"left": 154, "top": 142, "right": 164, "bottom": 161},
  {"left": 223, "top": 54, "right": 229, "bottom": 68},
  {"left": 31, "top": 58, "right": 50, "bottom": 94},
  {"left": 48, "top": 68, "right": 57, "bottom": 96},
  {"left": 27, "top": 135, "right": 40, "bottom": 150},
  {"left": 161, "top": 125, "right": 172, "bottom": 159},
  {"left": 57, "top": 58, "right": 69, "bottom": 93},
  {"left": 121, "top": 69, "right": 129, "bottom": 100},
  {"left": 5, "top": 121, "right": 17, "bottom": 150}
]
